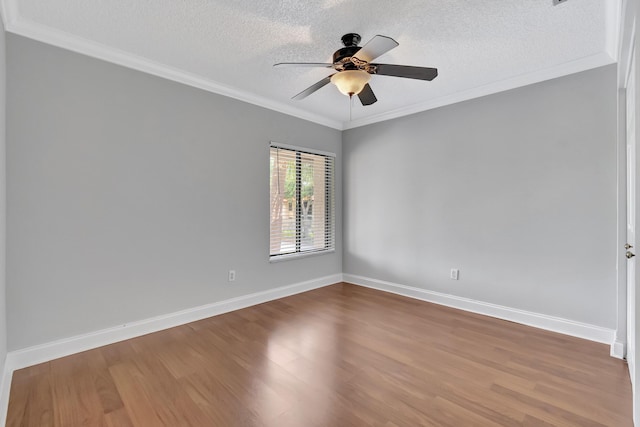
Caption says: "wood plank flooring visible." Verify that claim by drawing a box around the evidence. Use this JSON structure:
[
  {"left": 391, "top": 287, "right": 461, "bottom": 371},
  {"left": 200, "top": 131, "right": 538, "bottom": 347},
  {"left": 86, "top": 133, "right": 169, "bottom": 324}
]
[{"left": 6, "top": 283, "right": 633, "bottom": 426}]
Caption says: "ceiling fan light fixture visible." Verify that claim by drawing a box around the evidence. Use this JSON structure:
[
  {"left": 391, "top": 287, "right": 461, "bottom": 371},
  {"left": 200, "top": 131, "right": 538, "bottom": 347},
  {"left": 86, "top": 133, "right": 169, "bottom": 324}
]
[{"left": 330, "top": 70, "right": 371, "bottom": 97}]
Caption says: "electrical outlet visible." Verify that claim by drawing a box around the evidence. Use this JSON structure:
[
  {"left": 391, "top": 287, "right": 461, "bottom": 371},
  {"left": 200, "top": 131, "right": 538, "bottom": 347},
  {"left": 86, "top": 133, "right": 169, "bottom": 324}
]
[
  {"left": 228, "top": 270, "right": 236, "bottom": 282},
  {"left": 450, "top": 268, "right": 459, "bottom": 280}
]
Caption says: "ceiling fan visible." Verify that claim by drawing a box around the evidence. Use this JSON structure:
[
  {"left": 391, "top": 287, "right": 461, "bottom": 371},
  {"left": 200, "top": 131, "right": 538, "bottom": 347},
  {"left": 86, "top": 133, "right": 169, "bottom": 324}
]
[{"left": 274, "top": 33, "right": 438, "bottom": 106}]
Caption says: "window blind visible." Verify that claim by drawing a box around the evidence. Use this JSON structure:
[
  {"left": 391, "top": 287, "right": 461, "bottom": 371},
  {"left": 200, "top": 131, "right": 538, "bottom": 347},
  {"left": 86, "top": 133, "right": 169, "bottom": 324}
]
[{"left": 269, "top": 144, "right": 335, "bottom": 259}]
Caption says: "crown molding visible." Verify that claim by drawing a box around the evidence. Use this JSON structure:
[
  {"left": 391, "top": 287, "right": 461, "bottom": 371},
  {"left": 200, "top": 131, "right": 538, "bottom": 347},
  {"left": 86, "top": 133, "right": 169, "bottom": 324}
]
[
  {"left": 1, "top": 5, "right": 344, "bottom": 130},
  {"left": 0, "top": 0, "right": 620, "bottom": 131},
  {"left": 617, "top": 0, "right": 636, "bottom": 88},
  {"left": 606, "top": 0, "right": 623, "bottom": 61},
  {"left": 343, "top": 52, "right": 615, "bottom": 130},
  {"left": 0, "top": 0, "right": 17, "bottom": 30}
]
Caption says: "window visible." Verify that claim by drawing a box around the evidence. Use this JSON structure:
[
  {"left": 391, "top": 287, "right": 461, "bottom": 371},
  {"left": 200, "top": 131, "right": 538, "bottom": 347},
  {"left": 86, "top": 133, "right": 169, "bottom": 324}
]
[{"left": 269, "top": 144, "right": 335, "bottom": 260}]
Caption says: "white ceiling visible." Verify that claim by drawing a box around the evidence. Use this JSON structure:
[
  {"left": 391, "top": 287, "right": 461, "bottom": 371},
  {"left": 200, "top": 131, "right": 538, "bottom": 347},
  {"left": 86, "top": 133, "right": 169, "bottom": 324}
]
[{"left": 0, "top": 0, "right": 620, "bottom": 130}]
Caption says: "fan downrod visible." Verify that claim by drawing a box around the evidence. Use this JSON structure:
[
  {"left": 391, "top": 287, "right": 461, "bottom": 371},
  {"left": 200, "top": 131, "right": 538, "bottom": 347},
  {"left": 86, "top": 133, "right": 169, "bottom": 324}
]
[{"left": 341, "top": 33, "right": 361, "bottom": 47}]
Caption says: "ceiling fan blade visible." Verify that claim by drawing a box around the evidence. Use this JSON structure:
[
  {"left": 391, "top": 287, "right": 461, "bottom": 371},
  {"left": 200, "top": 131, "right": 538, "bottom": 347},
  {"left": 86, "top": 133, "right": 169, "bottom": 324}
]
[
  {"left": 358, "top": 83, "right": 377, "bottom": 106},
  {"left": 292, "top": 75, "right": 334, "bottom": 100},
  {"left": 353, "top": 35, "right": 399, "bottom": 62},
  {"left": 370, "top": 64, "right": 438, "bottom": 81},
  {"left": 274, "top": 62, "right": 334, "bottom": 68}
]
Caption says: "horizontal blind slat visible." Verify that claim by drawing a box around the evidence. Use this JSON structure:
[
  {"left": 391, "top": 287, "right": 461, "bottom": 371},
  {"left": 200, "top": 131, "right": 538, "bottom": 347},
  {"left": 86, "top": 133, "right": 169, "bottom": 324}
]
[{"left": 270, "top": 146, "right": 335, "bottom": 257}]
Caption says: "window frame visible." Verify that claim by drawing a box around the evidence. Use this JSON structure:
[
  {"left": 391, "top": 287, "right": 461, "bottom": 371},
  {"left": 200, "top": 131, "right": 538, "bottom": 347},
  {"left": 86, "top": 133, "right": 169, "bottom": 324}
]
[{"left": 269, "top": 142, "right": 336, "bottom": 262}]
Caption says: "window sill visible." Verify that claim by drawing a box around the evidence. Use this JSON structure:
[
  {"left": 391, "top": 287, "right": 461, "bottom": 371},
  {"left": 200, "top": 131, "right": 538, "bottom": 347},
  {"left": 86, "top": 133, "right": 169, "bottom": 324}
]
[{"left": 269, "top": 249, "right": 335, "bottom": 263}]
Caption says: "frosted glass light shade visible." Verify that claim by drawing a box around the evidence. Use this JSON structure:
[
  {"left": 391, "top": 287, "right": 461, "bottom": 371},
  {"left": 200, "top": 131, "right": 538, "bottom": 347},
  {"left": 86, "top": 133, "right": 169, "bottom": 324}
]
[{"left": 330, "top": 70, "right": 371, "bottom": 96}]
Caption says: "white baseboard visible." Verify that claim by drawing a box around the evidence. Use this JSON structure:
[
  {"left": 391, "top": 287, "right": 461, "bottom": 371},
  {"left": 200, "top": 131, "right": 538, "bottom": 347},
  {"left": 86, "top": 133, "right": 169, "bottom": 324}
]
[
  {"left": 610, "top": 340, "right": 626, "bottom": 359},
  {"left": 0, "top": 272, "right": 621, "bottom": 427},
  {"left": 0, "top": 273, "right": 340, "bottom": 425},
  {"left": 5, "top": 273, "right": 342, "bottom": 373},
  {"left": 344, "top": 274, "right": 616, "bottom": 346},
  {"left": 0, "top": 356, "right": 10, "bottom": 427}
]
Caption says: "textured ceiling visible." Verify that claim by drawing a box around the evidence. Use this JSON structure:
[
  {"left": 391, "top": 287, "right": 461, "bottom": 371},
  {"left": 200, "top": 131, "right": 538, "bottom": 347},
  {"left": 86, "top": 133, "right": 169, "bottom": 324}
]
[{"left": 1, "top": 0, "right": 619, "bottom": 129}]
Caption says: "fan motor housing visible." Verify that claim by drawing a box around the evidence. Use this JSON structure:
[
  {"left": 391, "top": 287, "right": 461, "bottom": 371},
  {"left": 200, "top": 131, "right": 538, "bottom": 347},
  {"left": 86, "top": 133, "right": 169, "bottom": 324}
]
[
  {"left": 333, "top": 46, "right": 361, "bottom": 68},
  {"left": 333, "top": 33, "right": 363, "bottom": 68}
]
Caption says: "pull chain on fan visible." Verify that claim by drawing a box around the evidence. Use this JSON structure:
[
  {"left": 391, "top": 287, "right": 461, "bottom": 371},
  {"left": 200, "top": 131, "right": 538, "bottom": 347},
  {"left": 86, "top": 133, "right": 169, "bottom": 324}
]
[{"left": 349, "top": 94, "right": 353, "bottom": 122}]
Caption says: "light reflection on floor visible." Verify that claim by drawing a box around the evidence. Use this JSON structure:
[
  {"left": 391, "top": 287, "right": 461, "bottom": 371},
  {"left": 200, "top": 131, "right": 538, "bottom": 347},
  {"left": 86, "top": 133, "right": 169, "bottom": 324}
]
[{"left": 261, "top": 317, "right": 339, "bottom": 425}]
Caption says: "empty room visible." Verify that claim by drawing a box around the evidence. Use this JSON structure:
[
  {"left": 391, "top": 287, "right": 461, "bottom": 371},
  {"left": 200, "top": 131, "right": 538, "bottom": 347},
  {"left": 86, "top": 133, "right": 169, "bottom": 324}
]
[{"left": 0, "top": 0, "right": 638, "bottom": 426}]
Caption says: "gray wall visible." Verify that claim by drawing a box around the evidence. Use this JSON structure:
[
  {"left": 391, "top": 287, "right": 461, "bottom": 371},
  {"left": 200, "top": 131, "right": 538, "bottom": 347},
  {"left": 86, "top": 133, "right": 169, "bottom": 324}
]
[
  {"left": 7, "top": 35, "right": 342, "bottom": 350},
  {"left": 4, "top": 31, "right": 618, "bottom": 350},
  {"left": 343, "top": 65, "right": 618, "bottom": 328},
  {"left": 0, "top": 17, "right": 7, "bottom": 368}
]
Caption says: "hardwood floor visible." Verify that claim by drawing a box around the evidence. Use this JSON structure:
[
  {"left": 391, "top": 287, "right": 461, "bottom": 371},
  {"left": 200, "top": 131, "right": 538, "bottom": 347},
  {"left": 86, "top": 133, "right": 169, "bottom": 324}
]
[{"left": 6, "top": 283, "right": 633, "bottom": 426}]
